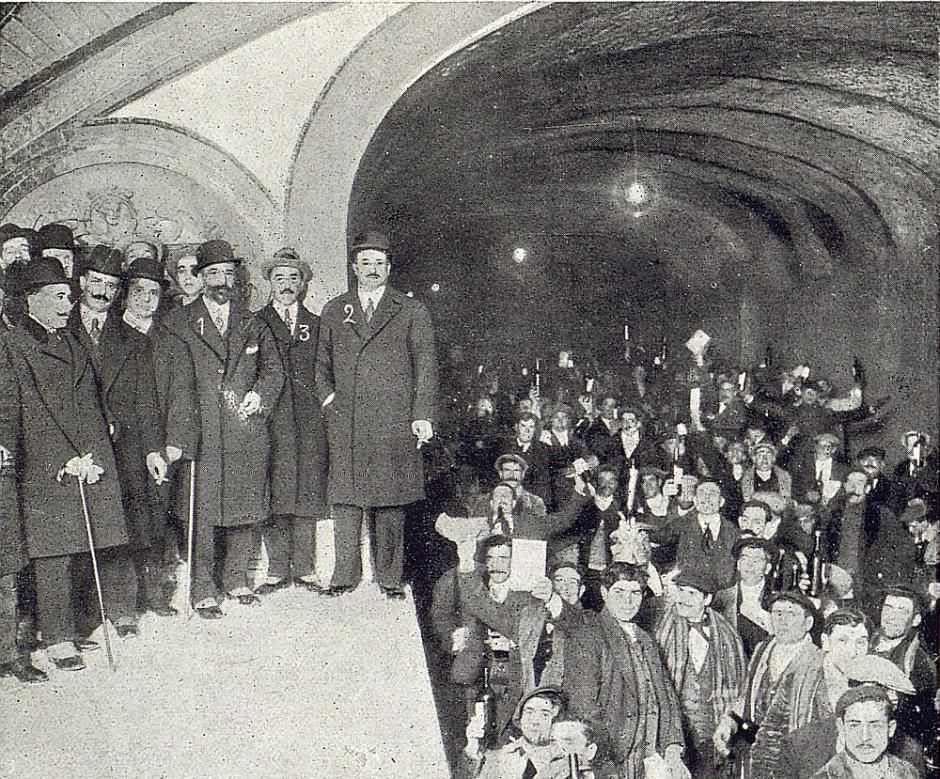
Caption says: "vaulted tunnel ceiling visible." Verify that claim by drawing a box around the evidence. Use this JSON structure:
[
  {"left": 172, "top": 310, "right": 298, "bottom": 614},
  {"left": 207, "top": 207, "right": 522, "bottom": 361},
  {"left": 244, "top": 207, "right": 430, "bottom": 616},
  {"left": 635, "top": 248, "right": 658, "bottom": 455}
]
[{"left": 351, "top": 1, "right": 938, "bottom": 304}]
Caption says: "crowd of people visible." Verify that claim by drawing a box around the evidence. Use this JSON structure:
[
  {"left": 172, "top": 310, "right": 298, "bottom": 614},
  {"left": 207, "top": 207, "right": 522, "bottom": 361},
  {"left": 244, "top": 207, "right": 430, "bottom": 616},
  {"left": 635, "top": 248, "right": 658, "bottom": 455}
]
[
  {"left": 425, "top": 328, "right": 938, "bottom": 777},
  {"left": 1, "top": 218, "right": 937, "bottom": 779}
]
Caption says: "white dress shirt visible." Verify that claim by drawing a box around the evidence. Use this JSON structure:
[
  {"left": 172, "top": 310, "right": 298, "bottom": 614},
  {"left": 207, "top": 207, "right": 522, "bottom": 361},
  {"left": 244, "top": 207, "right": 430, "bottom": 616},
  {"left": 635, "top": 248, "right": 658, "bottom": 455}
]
[
  {"left": 687, "top": 620, "right": 710, "bottom": 673},
  {"left": 815, "top": 458, "right": 833, "bottom": 483},
  {"left": 698, "top": 513, "right": 722, "bottom": 541},
  {"left": 122, "top": 309, "right": 152, "bottom": 335},
  {"left": 554, "top": 430, "right": 569, "bottom": 447},
  {"left": 202, "top": 296, "right": 230, "bottom": 335},
  {"left": 272, "top": 300, "right": 298, "bottom": 335},
  {"left": 358, "top": 285, "right": 385, "bottom": 317},
  {"left": 79, "top": 305, "right": 107, "bottom": 339}
]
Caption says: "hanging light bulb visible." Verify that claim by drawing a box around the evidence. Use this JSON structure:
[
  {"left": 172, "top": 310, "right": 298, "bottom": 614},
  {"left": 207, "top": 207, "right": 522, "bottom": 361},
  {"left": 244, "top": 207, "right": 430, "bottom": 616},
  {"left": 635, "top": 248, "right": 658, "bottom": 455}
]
[{"left": 624, "top": 116, "right": 650, "bottom": 216}]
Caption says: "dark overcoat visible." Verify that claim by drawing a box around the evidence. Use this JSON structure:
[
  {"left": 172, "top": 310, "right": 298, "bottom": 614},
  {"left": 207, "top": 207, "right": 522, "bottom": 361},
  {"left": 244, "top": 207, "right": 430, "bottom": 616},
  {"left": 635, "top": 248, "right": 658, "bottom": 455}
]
[
  {"left": 257, "top": 303, "right": 327, "bottom": 518},
  {"left": 69, "top": 310, "right": 162, "bottom": 550},
  {"left": 163, "top": 299, "right": 284, "bottom": 527},
  {"left": 315, "top": 286, "right": 438, "bottom": 507},
  {"left": 0, "top": 321, "right": 127, "bottom": 558},
  {"left": 0, "top": 316, "right": 26, "bottom": 575}
]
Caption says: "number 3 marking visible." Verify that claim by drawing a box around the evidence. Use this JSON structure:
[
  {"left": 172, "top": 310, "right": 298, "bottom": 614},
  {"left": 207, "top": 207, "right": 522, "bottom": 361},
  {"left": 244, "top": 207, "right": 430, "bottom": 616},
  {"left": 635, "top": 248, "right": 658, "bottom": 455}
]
[
  {"left": 298, "top": 324, "right": 310, "bottom": 342},
  {"left": 342, "top": 304, "right": 355, "bottom": 324}
]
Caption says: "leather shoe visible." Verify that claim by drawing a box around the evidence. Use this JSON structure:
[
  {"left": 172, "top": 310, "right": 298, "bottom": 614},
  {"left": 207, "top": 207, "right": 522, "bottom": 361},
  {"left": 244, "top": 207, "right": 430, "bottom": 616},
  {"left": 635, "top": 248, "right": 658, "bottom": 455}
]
[
  {"left": 381, "top": 587, "right": 407, "bottom": 601},
  {"left": 196, "top": 604, "right": 224, "bottom": 619},
  {"left": 236, "top": 593, "right": 261, "bottom": 606},
  {"left": 322, "top": 585, "right": 355, "bottom": 597},
  {"left": 255, "top": 580, "right": 289, "bottom": 596},
  {"left": 52, "top": 655, "right": 85, "bottom": 671},
  {"left": 76, "top": 638, "right": 99, "bottom": 652},
  {"left": 0, "top": 657, "right": 48, "bottom": 683},
  {"left": 150, "top": 605, "right": 178, "bottom": 617},
  {"left": 115, "top": 623, "right": 139, "bottom": 639},
  {"left": 294, "top": 579, "right": 325, "bottom": 593}
]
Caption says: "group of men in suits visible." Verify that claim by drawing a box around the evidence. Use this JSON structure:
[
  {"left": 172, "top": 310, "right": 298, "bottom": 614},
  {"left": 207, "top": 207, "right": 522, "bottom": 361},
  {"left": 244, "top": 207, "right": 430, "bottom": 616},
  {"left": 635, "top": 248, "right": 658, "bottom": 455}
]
[{"left": 0, "top": 223, "right": 438, "bottom": 677}]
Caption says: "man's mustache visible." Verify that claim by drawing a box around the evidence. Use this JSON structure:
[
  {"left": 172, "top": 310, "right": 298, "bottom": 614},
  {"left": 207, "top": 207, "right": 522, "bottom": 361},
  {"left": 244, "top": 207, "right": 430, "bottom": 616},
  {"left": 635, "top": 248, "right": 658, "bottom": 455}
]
[{"left": 275, "top": 286, "right": 297, "bottom": 294}]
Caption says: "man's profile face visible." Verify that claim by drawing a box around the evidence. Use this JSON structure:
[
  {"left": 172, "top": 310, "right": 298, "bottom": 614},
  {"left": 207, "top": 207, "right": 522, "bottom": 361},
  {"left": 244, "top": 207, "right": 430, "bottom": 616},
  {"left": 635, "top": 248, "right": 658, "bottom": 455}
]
[
  {"left": 176, "top": 255, "right": 204, "bottom": 298},
  {"left": 270, "top": 266, "right": 303, "bottom": 306},
  {"left": 484, "top": 544, "right": 512, "bottom": 584},
  {"left": 837, "top": 700, "right": 894, "bottom": 764},
  {"left": 822, "top": 623, "right": 869, "bottom": 672},
  {"left": 27, "top": 283, "right": 73, "bottom": 330},
  {"left": 1, "top": 237, "right": 30, "bottom": 269},
  {"left": 498, "top": 462, "right": 525, "bottom": 487},
  {"left": 602, "top": 579, "right": 644, "bottom": 623},
  {"left": 202, "top": 262, "right": 237, "bottom": 304},
  {"left": 516, "top": 418, "right": 536, "bottom": 444},
  {"left": 352, "top": 249, "right": 389, "bottom": 292},
  {"left": 879, "top": 595, "right": 918, "bottom": 640},
  {"left": 737, "top": 547, "right": 770, "bottom": 586},
  {"left": 126, "top": 278, "right": 161, "bottom": 319},
  {"left": 519, "top": 696, "right": 558, "bottom": 745},
  {"left": 80, "top": 269, "right": 121, "bottom": 313}
]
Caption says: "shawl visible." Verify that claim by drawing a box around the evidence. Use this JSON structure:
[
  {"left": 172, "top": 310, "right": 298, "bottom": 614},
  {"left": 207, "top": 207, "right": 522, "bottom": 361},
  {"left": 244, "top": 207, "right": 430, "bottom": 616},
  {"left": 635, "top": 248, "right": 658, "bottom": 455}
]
[{"left": 655, "top": 605, "right": 747, "bottom": 728}]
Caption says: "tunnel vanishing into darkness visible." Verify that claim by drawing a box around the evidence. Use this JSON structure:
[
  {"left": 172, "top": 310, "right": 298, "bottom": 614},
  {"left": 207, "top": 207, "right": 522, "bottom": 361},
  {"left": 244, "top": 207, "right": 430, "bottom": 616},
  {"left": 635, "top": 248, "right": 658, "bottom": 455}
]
[{"left": 348, "top": 2, "right": 939, "bottom": 450}]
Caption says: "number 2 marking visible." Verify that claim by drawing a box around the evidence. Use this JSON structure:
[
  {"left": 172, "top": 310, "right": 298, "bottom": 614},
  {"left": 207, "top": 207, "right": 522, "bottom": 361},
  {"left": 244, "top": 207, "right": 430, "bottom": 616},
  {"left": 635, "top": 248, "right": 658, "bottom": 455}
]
[
  {"left": 298, "top": 324, "right": 310, "bottom": 342},
  {"left": 342, "top": 304, "right": 355, "bottom": 324}
]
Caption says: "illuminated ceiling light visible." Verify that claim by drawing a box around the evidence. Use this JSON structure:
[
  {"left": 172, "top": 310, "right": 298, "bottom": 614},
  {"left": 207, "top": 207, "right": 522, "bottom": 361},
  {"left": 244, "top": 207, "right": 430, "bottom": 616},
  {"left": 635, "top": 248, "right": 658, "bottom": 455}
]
[
  {"left": 625, "top": 181, "right": 648, "bottom": 206},
  {"left": 623, "top": 115, "right": 651, "bottom": 218},
  {"left": 512, "top": 247, "right": 527, "bottom": 263}
]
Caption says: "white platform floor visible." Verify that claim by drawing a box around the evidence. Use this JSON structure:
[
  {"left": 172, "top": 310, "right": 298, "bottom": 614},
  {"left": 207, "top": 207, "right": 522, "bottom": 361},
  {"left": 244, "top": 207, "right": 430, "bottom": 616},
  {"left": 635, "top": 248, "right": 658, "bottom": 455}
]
[{"left": 0, "top": 583, "right": 449, "bottom": 779}]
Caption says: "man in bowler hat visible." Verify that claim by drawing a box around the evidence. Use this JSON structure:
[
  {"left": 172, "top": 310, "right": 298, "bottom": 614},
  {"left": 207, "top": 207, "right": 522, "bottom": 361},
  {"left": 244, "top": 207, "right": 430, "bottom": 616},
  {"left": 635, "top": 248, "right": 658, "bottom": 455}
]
[{"left": 315, "top": 230, "right": 438, "bottom": 599}]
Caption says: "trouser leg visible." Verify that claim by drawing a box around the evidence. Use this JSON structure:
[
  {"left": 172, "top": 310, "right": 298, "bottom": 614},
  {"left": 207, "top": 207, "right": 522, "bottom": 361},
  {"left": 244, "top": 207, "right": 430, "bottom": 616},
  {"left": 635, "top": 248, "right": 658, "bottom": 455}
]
[
  {"left": 0, "top": 573, "right": 18, "bottom": 664},
  {"left": 191, "top": 518, "right": 220, "bottom": 606},
  {"left": 261, "top": 514, "right": 291, "bottom": 582},
  {"left": 34, "top": 555, "right": 76, "bottom": 646},
  {"left": 220, "top": 524, "right": 261, "bottom": 596},
  {"left": 372, "top": 505, "right": 405, "bottom": 590},
  {"left": 96, "top": 547, "right": 138, "bottom": 625},
  {"left": 291, "top": 515, "right": 316, "bottom": 580},
  {"left": 331, "top": 504, "right": 363, "bottom": 588}
]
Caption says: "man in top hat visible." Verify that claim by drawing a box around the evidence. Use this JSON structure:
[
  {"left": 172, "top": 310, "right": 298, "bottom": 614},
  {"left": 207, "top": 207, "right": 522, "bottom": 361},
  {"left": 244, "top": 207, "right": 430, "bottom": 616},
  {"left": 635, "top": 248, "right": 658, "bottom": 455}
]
[
  {"left": 255, "top": 247, "right": 328, "bottom": 593},
  {"left": 123, "top": 256, "right": 199, "bottom": 614},
  {"left": 163, "top": 239, "right": 284, "bottom": 617},
  {"left": 714, "top": 589, "right": 827, "bottom": 779},
  {"left": 655, "top": 567, "right": 747, "bottom": 778},
  {"left": 69, "top": 245, "right": 164, "bottom": 626},
  {"left": 0, "top": 258, "right": 135, "bottom": 670},
  {"left": 315, "top": 229, "right": 438, "bottom": 599},
  {"left": 37, "top": 223, "right": 77, "bottom": 279}
]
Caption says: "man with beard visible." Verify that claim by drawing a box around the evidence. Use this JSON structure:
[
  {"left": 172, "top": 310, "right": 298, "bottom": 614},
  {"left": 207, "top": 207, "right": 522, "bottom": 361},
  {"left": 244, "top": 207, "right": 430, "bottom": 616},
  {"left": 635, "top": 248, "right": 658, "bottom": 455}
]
[
  {"left": 315, "top": 230, "right": 438, "bottom": 600},
  {"left": 811, "top": 686, "right": 921, "bottom": 779},
  {"left": 122, "top": 257, "right": 199, "bottom": 615},
  {"left": 466, "top": 686, "right": 571, "bottom": 779},
  {"left": 70, "top": 245, "right": 162, "bottom": 631},
  {"left": 564, "top": 562, "right": 689, "bottom": 779},
  {"left": 163, "top": 240, "right": 284, "bottom": 617},
  {"left": 0, "top": 259, "right": 133, "bottom": 670},
  {"left": 655, "top": 568, "right": 747, "bottom": 778},
  {"left": 255, "top": 248, "right": 328, "bottom": 593}
]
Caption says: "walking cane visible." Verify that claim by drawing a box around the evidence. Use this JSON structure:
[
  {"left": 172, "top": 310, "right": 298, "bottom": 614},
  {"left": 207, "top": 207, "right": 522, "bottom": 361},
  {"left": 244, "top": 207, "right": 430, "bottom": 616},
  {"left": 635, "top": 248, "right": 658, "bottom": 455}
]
[
  {"left": 185, "top": 459, "right": 196, "bottom": 618},
  {"left": 76, "top": 476, "right": 116, "bottom": 672}
]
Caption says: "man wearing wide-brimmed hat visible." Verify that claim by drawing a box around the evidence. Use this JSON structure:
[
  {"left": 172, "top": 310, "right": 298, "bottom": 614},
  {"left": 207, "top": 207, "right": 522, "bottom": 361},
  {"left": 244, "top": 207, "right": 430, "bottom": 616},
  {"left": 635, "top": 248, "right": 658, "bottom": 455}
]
[
  {"left": 0, "top": 258, "right": 133, "bottom": 672},
  {"left": 163, "top": 239, "right": 284, "bottom": 617},
  {"left": 315, "top": 229, "right": 438, "bottom": 600},
  {"left": 255, "top": 247, "right": 328, "bottom": 593}
]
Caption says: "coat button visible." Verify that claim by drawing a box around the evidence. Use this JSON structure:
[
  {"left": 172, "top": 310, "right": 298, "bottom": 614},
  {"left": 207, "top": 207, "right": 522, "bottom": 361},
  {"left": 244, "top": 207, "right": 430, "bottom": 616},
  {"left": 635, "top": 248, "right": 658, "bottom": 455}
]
[{"left": 218, "top": 368, "right": 224, "bottom": 375}]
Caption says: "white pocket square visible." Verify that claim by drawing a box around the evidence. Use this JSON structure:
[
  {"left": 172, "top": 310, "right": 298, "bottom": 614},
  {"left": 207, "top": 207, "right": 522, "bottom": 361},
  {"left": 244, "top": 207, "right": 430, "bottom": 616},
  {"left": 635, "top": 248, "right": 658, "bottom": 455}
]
[{"left": 245, "top": 344, "right": 259, "bottom": 355}]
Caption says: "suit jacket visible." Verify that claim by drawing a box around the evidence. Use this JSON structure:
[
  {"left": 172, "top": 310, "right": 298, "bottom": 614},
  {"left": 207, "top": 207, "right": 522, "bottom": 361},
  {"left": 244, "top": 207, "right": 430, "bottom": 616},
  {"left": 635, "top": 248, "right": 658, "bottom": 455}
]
[
  {"left": 257, "top": 303, "right": 328, "bottom": 517},
  {"left": 791, "top": 456, "right": 849, "bottom": 502},
  {"left": 315, "top": 286, "right": 438, "bottom": 506},
  {"left": 713, "top": 581, "right": 772, "bottom": 658},
  {"left": 741, "top": 465, "right": 793, "bottom": 500},
  {"left": 564, "top": 608, "right": 684, "bottom": 769},
  {"left": 496, "top": 438, "right": 553, "bottom": 506},
  {"left": 0, "top": 320, "right": 127, "bottom": 557},
  {"left": 541, "top": 430, "right": 589, "bottom": 510},
  {"left": 69, "top": 309, "right": 162, "bottom": 548},
  {"left": 670, "top": 512, "right": 741, "bottom": 589},
  {"left": 163, "top": 298, "right": 284, "bottom": 527},
  {"left": 582, "top": 418, "right": 620, "bottom": 464}
]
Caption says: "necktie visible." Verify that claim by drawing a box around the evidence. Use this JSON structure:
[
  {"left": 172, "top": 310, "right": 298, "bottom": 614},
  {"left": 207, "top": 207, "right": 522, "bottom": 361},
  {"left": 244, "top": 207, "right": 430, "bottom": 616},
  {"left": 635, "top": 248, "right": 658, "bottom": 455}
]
[
  {"left": 214, "top": 312, "right": 226, "bottom": 336},
  {"left": 89, "top": 317, "right": 101, "bottom": 346},
  {"left": 364, "top": 298, "right": 375, "bottom": 323},
  {"left": 283, "top": 307, "right": 293, "bottom": 336},
  {"left": 701, "top": 524, "right": 713, "bottom": 550}
]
